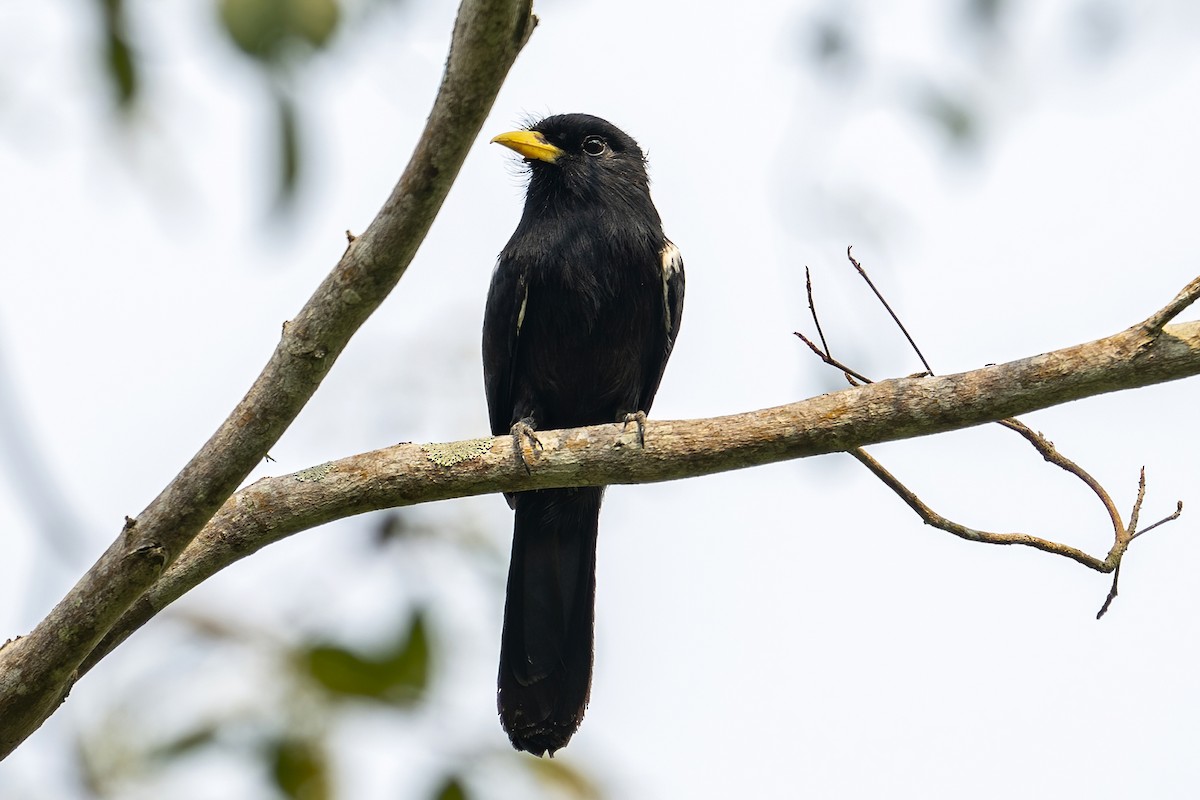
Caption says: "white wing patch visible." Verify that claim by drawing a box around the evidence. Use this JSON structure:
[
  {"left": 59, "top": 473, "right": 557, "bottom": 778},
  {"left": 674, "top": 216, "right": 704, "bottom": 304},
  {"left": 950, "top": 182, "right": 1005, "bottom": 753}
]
[
  {"left": 516, "top": 283, "right": 528, "bottom": 336},
  {"left": 660, "top": 240, "right": 683, "bottom": 335}
]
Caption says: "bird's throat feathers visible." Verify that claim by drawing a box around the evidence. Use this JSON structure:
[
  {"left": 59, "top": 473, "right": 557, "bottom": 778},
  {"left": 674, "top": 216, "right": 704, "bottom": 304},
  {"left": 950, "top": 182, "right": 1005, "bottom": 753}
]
[{"left": 524, "top": 161, "right": 657, "bottom": 224}]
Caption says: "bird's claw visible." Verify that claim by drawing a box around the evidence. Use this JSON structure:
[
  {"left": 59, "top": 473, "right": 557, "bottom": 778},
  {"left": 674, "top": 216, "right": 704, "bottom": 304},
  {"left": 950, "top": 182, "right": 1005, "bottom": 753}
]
[
  {"left": 621, "top": 411, "right": 648, "bottom": 448},
  {"left": 510, "top": 418, "right": 542, "bottom": 474}
]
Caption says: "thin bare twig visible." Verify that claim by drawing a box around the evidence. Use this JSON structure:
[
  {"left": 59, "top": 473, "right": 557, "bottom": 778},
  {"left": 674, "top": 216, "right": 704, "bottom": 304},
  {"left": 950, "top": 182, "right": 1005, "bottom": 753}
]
[
  {"left": 846, "top": 247, "right": 934, "bottom": 375},
  {"left": 793, "top": 331, "right": 871, "bottom": 386},
  {"left": 796, "top": 266, "right": 873, "bottom": 385},
  {"left": 1130, "top": 501, "right": 1184, "bottom": 541},
  {"left": 1127, "top": 467, "right": 1148, "bottom": 536},
  {"left": 804, "top": 267, "right": 832, "bottom": 358},
  {"left": 995, "top": 419, "right": 1124, "bottom": 539},
  {"left": 1096, "top": 564, "right": 1122, "bottom": 619},
  {"left": 850, "top": 448, "right": 1107, "bottom": 569}
]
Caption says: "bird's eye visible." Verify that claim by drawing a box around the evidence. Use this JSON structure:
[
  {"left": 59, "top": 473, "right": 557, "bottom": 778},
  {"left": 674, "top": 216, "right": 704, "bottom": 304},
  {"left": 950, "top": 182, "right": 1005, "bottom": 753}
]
[{"left": 582, "top": 136, "right": 607, "bottom": 156}]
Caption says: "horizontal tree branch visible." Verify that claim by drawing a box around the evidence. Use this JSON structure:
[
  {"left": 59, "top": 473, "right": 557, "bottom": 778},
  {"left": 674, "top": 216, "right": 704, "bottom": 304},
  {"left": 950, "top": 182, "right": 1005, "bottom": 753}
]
[
  {"left": 0, "top": 0, "right": 537, "bottom": 760},
  {"left": 77, "top": 311, "right": 1200, "bottom": 676}
]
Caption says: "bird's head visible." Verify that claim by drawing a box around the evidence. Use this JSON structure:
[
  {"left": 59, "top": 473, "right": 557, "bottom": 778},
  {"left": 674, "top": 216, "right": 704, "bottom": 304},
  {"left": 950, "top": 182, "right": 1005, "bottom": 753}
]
[{"left": 491, "top": 114, "right": 653, "bottom": 211}]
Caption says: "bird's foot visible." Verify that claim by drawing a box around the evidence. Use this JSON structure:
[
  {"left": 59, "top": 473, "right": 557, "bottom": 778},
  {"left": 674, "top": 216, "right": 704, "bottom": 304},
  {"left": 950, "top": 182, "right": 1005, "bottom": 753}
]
[
  {"left": 620, "top": 411, "right": 648, "bottom": 448},
  {"left": 510, "top": 417, "right": 542, "bottom": 473}
]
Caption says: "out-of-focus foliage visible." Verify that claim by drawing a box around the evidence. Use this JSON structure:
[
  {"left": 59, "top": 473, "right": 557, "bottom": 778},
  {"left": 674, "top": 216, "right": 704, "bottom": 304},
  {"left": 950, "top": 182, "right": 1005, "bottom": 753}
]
[
  {"left": 214, "top": 0, "right": 341, "bottom": 208},
  {"left": 432, "top": 776, "right": 469, "bottom": 800},
  {"left": 526, "top": 757, "right": 604, "bottom": 800},
  {"left": 269, "top": 735, "right": 331, "bottom": 800},
  {"left": 70, "top": 513, "right": 602, "bottom": 800},
  {"left": 800, "top": 0, "right": 1131, "bottom": 151},
  {"left": 95, "top": 0, "right": 347, "bottom": 210},
  {"left": 302, "top": 609, "right": 430, "bottom": 705},
  {"left": 98, "top": 0, "right": 138, "bottom": 110},
  {"left": 219, "top": 0, "right": 340, "bottom": 62}
]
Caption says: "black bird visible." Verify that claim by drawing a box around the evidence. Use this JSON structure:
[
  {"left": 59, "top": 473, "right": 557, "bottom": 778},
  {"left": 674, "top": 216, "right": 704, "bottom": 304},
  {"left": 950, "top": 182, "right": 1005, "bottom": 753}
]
[{"left": 483, "top": 114, "right": 685, "bottom": 756}]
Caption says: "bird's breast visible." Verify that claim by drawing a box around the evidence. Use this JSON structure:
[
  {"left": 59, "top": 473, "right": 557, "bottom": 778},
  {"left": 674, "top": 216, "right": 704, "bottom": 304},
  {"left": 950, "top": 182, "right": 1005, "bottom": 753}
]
[{"left": 513, "top": 251, "right": 663, "bottom": 428}]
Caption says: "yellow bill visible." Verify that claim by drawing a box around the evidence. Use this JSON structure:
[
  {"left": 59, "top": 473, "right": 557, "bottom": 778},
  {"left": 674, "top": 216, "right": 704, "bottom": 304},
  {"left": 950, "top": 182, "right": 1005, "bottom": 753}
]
[{"left": 490, "top": 130, "right": 564, "bottom": 163}]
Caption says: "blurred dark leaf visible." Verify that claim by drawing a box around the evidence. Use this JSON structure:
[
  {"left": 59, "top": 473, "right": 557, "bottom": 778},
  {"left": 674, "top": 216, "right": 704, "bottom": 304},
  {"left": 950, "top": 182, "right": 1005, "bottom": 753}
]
[
  {"left": 375, "top": 510, "right": 416, "bottom": 545},
  {"left": 146, "top": 722, "right": 223, "bottom": 762},
  {"left": 432, "top": 775, "right": 470, "bottom": 800},
  {"left": 525, "top": 757, "right": 602, "bottom": 800},
  {"left": 301, "top": 609, "right": 430, "bottom": 704},
  {"left": 1071, "top": 0, "right": 1125, "bottom": 59},
  {"left": 104, "top": 35, "right": 137, "bottom": 107},
  {"left": 915, "top": 84, "right": 977, "bottom": 148},
  {"left": 269, "top": 735, "right": 330, "bottom": 800},
  {"left": 98, "top": 0, "right": 138, "bottom": 109},
  {"left": 809, "top": 17, "right": 850, "bottom": 66},
  {"left": 275, "top": 89, "right": 301, "bottom": 209},
  {"left": 801, "top": 9, "right": 860, "bottom": 84},
  {"left": 964, "top": 0, "right": 1006, "bottom": 33},
  {"left": 376, "top": 510, "right": 406, "bottom": 542}
]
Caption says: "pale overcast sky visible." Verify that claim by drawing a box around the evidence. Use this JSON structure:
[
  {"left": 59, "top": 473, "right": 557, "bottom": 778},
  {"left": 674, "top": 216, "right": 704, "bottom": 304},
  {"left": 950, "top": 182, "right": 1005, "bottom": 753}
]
[{"left": 3, "top": 1, "right": 1200, "bottom": 798}]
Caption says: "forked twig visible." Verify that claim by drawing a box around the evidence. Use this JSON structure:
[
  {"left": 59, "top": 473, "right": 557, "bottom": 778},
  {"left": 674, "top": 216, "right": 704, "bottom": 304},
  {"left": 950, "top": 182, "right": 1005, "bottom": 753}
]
[
  {"left": 1097, "top": 495, "right": 1184, "bottom": 619},
  {"left": 1141, "top": 274, "right": 1200, "bottom": 333},
  {"left": 799, "top": 268, "right": 871, "bottom": 385},
  {"left": 799, "top": 251, "right": 1188, "bottom": 617}
]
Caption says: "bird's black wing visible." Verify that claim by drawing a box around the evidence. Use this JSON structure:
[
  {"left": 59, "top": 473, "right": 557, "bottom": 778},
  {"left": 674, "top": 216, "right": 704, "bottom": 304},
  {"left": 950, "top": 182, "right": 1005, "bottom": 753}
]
[
  {"left": 482, "top": 255, "right": 528, "bottom": 437},
  {"left": 638, "top": 239, "right": 685, "bottom": 412}
]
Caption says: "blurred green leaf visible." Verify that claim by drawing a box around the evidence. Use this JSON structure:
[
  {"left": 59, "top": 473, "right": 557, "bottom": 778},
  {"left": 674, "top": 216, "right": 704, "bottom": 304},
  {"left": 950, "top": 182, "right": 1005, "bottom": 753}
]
[
  {"left": 291, "top": 0, "right": 339, "bottom": 48},
  {"left": 384, "top": 609, "right": 430, "bottom": 696},
  {"left": 98, "top": 0, "right": 138, "bottom": 109},
  {"left": 432, "top": 775, "right": 469, "bottom": 800},
  {"left": 526, "top": 757, "right": 602, "bottom": 800},
  {"left": 219, "top": 0, "right": 289, "bottom": 61},
  {"left": 301, "top": 609, "right": 430, "bottom": 704},
  {"left": 218, "top": 0, "right": 340, "bottom": 63},
  {"left": 304, "top": 643, "right": 391, "bottom": 698},
  {"left": 268, "top": 735, "right": 329, "bottom": 800},
  {"left": 104, "top": 34, "right": 137, "bottom": 107}
]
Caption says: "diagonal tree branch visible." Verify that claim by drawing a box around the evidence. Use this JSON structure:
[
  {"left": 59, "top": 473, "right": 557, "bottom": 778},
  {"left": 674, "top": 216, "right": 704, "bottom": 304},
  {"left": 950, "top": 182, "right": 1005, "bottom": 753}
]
[
  {"left": 70, "top": 309, "right": 1200, "bottom": 679},
  {"left": 0, "top": 0, "right": 537, "bottom": 760}
]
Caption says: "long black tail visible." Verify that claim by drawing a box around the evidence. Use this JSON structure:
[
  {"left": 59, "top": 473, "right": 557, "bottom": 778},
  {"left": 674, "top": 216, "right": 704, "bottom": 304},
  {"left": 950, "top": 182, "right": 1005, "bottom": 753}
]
[{"left": 498, "top": 486, "right": 603, "bottom": 756}]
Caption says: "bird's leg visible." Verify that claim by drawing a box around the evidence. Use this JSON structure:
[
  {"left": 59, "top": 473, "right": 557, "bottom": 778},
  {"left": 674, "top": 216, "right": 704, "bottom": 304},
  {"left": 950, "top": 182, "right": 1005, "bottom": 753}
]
[
  {"left": 510, "top": 416, "right": 543, "bottom": 474},
  {"left": 620, "top": 411, "right": 648, "bottom": 448}
]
